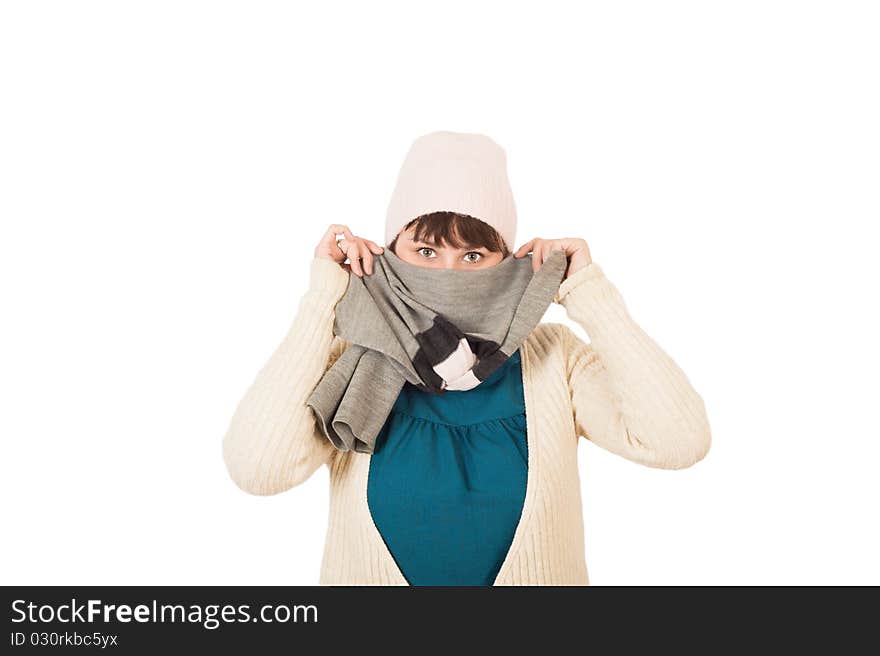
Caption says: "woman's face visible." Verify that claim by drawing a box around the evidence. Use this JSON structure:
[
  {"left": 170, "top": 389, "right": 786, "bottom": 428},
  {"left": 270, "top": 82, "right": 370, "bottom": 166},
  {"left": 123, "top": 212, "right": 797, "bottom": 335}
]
[{"left": 392, "top": 225, "right": 505, "bottom": 270}]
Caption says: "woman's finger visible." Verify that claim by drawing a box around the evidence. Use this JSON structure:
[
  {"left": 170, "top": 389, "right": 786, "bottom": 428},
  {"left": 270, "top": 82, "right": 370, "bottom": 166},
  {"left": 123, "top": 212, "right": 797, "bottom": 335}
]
[
  {"left": 326, "top": 224, "right": 351, "bottom": 245},
  {"left": 328, "top": 225, "right": 353, "bottom": 249},
  {"left": 364, "top": 239, "right": 385, "bottom": 254},
  {"left": 358, "top": 240, "right": 374, "bottom": 275},
  {"left": 541, "top": 241, "right": 555, "bottom": 272},
  {"left": 336, "top": 237, "right": 351, "bottom": 261},
  {"left": 515, "top": 238, "right": 536, "bottom": 258},
  {"left": 532, "top": 239, "right": 544, "bottom": 272},
  {"left": 531, "top": 242, "right": 540, "bottom": 271},
  {"left": 316, "top": 224, "right": 355, "bottom": 264},
  {"left": 346, "top": 242, "right": 363, "bottom": 277},
  {"left": 329, "top": 224, "right": 353, "bottom": 237}
]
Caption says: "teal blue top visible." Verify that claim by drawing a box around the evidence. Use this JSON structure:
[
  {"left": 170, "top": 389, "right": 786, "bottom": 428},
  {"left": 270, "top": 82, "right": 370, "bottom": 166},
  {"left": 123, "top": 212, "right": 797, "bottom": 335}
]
[{"left": 366, "top": 348, "right": 528, "bottom": 586}]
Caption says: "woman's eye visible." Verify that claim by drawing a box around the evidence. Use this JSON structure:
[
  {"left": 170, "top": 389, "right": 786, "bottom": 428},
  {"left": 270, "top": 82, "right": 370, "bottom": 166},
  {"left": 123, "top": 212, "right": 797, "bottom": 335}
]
[
  {"left": 464, "top": 252, "right": 483, "bottom": 263},
  {"left": 417, "top": 247, "right": 436, "bottom": 258}
]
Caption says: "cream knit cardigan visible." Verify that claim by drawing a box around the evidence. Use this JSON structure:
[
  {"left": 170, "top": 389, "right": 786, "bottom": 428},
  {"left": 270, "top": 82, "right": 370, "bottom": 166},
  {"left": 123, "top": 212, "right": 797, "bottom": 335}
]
[{"left": 222, "top": 255, "right": 711, "bottom": 585}]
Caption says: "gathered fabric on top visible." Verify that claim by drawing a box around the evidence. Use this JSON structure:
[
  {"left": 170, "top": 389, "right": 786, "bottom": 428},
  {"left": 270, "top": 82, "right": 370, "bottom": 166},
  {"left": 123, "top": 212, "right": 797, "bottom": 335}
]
[{"left": 366, "top": 348, "right": 528, "bottom": 586}]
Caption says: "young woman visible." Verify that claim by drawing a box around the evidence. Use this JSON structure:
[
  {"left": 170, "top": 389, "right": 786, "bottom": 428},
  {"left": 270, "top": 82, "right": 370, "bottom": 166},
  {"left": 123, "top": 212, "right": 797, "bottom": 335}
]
[{"left": 222, "top": 131, "right": 711, "bottom": 585}]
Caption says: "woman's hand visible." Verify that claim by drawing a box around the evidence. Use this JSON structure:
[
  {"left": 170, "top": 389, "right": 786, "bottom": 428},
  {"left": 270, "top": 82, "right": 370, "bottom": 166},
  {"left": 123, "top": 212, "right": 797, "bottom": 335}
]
[
  {"left": 314, "top": 224, "right": 384, "bottom": 277},
  {"left": 513, "top": 237, "right": 592, "bottom": 279}
]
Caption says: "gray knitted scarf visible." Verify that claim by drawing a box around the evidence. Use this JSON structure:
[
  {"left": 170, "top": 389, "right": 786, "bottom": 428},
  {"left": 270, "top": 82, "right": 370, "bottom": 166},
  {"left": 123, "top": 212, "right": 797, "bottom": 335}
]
[{"left": 306, "top": 247, "right": 568, "bottom": 454}]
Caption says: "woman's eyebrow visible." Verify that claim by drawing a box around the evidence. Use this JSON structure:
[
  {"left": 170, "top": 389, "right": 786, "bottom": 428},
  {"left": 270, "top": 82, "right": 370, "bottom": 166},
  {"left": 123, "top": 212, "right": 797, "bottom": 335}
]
[{"left": 416, "top": 239, "right": 483, "bottom": 249}]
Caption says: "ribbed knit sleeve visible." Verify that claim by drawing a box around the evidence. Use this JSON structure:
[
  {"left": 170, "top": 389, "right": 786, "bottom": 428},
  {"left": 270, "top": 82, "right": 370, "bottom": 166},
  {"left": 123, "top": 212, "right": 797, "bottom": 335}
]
[
  {"left": 554, "top": 262, "right": 711, "bottom": 469},
  {"left": 222, "top": 256, "right": 351, "bottom": 495}
]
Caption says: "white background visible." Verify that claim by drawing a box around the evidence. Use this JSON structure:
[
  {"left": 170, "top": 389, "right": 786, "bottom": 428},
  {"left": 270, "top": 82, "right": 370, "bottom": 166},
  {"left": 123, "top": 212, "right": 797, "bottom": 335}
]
[{"left": 2, "top": 1, "right": 878, "bottom": 585}]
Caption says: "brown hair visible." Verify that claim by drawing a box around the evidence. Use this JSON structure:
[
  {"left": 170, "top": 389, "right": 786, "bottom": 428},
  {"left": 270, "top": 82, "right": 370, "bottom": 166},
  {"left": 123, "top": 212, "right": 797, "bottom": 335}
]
[{"left": 389, "top": 211, "right": 510, "bottom": 257}]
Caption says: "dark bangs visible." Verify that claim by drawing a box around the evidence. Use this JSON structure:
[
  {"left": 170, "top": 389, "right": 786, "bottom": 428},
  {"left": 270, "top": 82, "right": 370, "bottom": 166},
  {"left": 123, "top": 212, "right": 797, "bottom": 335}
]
[{"left": 394, "top": 211, "right": 509, "bottom": 256}]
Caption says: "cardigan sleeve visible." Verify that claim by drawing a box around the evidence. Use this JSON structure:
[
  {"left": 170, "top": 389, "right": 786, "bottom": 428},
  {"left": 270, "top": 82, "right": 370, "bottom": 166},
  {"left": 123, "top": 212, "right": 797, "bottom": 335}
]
[
  {"left": 222, "top": 256, "right": 351, "bottom": 495},
  {"left": 553, "top": 262, "right": 711, "bottom": 469}
]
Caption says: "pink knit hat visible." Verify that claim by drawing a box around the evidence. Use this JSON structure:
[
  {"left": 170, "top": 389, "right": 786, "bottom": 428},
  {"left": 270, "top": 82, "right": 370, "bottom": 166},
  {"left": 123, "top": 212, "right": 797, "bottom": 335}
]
[{"left": 384, "top": 130, "right": 518, "bottom": 250}]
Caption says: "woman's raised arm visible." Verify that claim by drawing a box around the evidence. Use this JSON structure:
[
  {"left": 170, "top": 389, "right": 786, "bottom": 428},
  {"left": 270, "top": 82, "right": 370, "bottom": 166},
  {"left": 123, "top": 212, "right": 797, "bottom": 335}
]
[
  {"left": 222, "top": 255, "right": 350, "bottom": 495},
  {"left": 554, "top": 263, "right": 711, "bottom": 469}
]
